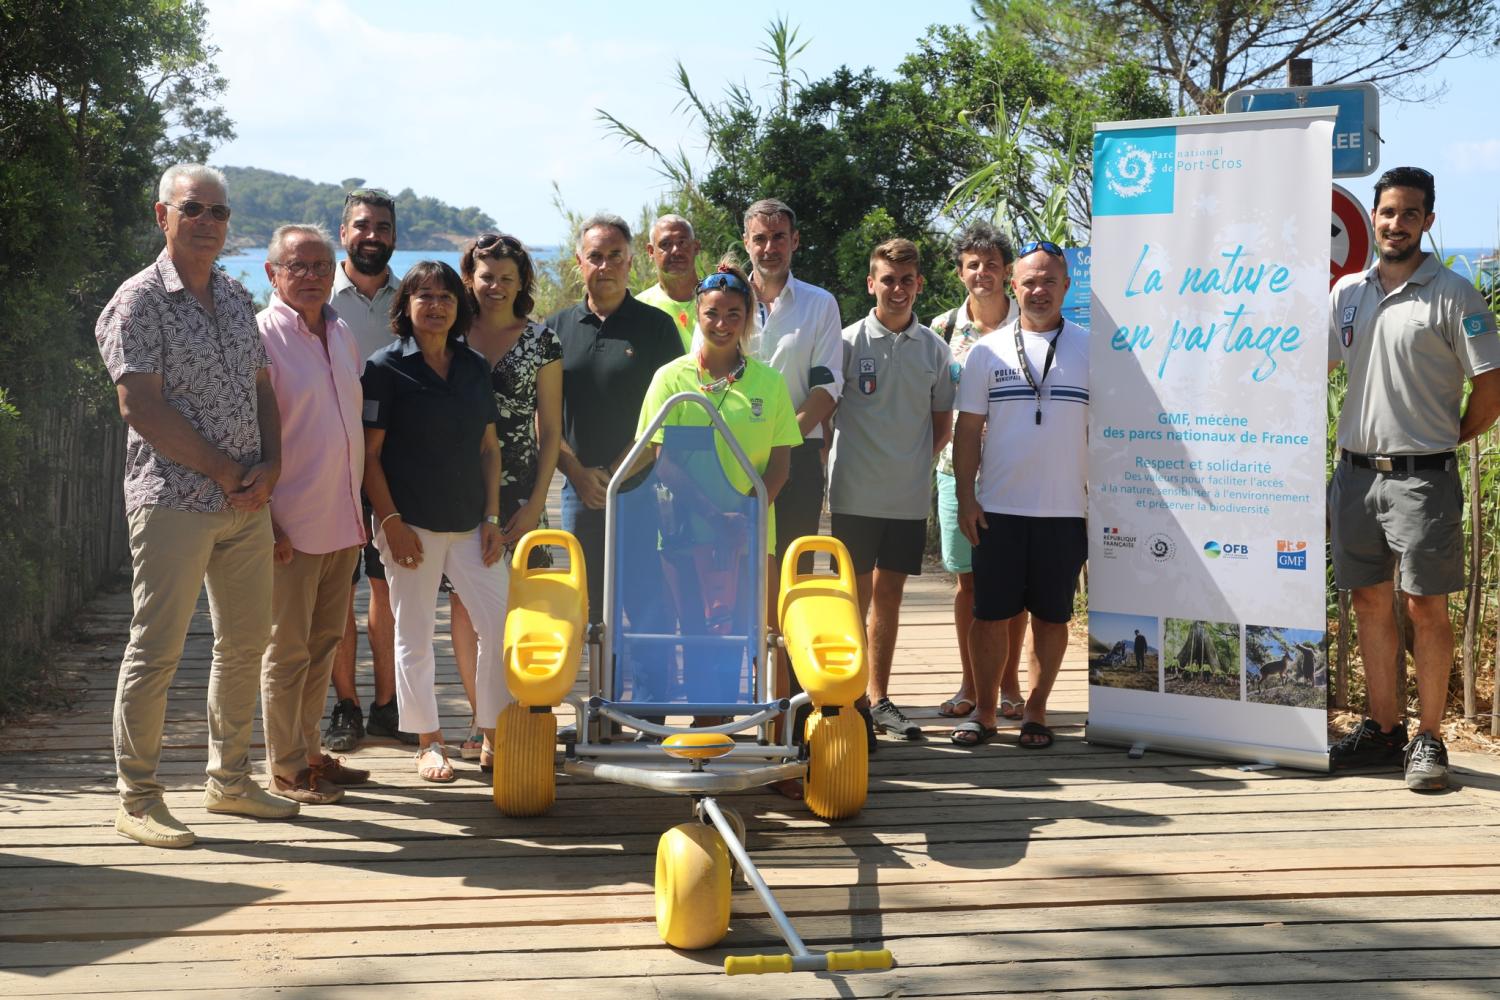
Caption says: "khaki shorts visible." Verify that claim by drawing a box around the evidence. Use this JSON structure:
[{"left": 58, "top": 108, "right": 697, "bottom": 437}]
[{"left": 1329, "top": 459, "right": 1463, "bottom": 595}]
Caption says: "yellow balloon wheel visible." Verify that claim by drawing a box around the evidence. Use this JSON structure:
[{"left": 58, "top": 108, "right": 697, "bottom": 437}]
[
  {"left": 804, "top": 707, "right": 868, "bottom": 820},
  {"left": 492, "top": 703, "right": 557, "bottom": 816},
  {"left": 654, "top": 822, "right": 731, "bottom": 949}
]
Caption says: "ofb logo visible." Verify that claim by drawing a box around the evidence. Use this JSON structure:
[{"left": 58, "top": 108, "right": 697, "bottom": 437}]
[
  {"left": 1203, "top": 540, "right": 1248, "bottom": 560},
  {"left": 1093, "top": 127, "right": 1175, "bottom": 217},
  {"left": 1146, "top": 532, "right": 1176, "bottom": 563},
  {"left": 1276, "top": 539, "right": 1308, "bottom": 570}
]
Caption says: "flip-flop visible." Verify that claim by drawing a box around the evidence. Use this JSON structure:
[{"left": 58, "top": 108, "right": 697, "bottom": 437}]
[
  {"left": 460, "top": 719, "right": 483, "bottom": 761},
  {"left": 938, "top": 697, "right": 976, "bottom": 718},
  {"left": 1018, "top": 721, "right": 1054, "bottom": 749},
  {"left": 950, "top": 721, "right": 998, "bottom": 747},
  {"left": 1000, "top": 698, "right": 1025, "bottom": 720}
]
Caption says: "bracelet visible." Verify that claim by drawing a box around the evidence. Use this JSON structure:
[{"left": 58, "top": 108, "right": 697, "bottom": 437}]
[{"left": 379, "top": 512, "right": 402, "bottom": 532}]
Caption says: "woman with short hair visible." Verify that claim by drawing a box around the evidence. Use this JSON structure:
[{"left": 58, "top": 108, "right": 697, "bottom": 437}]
[{"left": 361, "top": 261, "right": 508, "bottom": 782}]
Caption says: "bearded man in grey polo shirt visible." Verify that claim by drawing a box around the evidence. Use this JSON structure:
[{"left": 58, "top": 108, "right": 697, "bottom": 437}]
[
  {"left": 1327, "top": 166, "right": 1500, "bottom": 790},
  {"left": 829, "top": 238, "right": 956, "bottom": 744}
]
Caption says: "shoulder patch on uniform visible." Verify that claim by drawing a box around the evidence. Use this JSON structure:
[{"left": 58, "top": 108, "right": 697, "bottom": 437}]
[
  {"left": 949, "top": 361, "right": 962, "bottom": 384},
  {"left": 1463, "top": 312, "right": 1497, "bottom": 338}
]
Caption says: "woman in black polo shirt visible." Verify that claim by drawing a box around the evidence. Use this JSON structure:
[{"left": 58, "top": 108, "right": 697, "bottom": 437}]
[{"left": 362, "top": 261, "right": 508, "bottom": 783}]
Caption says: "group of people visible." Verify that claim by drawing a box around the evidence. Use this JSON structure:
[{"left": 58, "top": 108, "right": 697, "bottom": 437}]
[{"left": 95, "top": 160, "right": 1490, "bottom": 848}]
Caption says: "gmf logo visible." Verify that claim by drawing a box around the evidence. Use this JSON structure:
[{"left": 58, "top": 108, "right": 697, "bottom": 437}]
[{"left": 1276, "top": 539, "right": 1308, "bottom": 571}]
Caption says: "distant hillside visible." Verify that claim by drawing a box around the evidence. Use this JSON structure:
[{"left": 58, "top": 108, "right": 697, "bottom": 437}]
[{"left": 217, "top": 166, "right": 497, "bottom": 251}]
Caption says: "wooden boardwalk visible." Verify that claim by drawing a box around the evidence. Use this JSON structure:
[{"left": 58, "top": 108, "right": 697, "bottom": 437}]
[{"left": 5, "top": 570, "right": 1500, "bottom": 996}]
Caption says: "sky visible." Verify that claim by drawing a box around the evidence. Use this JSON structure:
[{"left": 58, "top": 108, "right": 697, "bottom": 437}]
[{"left": 202, "top": 0, "right": 1500, "bottom": 249}]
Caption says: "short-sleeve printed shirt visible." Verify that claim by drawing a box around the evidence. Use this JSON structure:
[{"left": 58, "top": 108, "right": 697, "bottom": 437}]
[
  {"left": 95, "top": 251, "right": 268, "bottom": 514},
  {"left": 489, "top": 320, "right": 563, "bottom": 503},
  {"left": 1329, "top": 253, "right": 1500, "bottom": 454}
]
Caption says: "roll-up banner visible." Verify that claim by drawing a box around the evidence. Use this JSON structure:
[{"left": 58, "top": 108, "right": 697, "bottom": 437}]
[{"left": 1086, "top": 108, "right": 1335, "bottom": 771}]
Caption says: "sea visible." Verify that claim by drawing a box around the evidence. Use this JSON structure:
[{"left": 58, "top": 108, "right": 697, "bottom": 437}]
[{"left": 219, "top": 247, "right": 562, "bottom": 300}]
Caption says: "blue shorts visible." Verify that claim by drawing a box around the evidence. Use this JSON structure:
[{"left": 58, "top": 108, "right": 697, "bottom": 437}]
[{"left": 935, "top": 470, "right": 972, "bottom": 574}]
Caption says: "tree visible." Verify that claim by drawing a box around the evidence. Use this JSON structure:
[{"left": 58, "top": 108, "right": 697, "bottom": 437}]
[
  {"left": 0, "top": 0, "right": 232, "bottom": 717},
  {"left": 975, "top": 0, "right": 1500, "bottom": 114}
]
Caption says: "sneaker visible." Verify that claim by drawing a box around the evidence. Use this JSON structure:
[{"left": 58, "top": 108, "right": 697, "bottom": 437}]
[
  {"left": 115, "top": 802, "right": 195, "bottom": 849},
  {"left": 272, "top": 769, "right": 345, "bottom": 805},
  {"left": 869, "top": 697, "right": 924, "bottom": 741},
  {"left": 203, "top": 783, "right": 301, "bottom": 819},
  {"left": 324, "top": 698, "right": 364, "bottom": 753},
  {"left": 367, "top": 698, "right": 419, "bottom": 745},
  {"left": 309, "top": 753, "right": 370, "bottom": 786},
  {"left": 1329, "top": 718, "right": 1407, "bottom": 771},
  {"left": 1404, "top": 731, "right": 1450, "bottom": 791}
]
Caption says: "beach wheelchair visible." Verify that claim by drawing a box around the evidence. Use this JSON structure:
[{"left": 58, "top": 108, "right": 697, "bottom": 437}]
[{"left": 492, "top": 392, "right": 893, "bottom": 976}]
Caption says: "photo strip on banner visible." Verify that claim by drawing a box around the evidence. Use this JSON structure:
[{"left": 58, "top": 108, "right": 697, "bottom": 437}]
[{"left": 1086, "top": 106, "right": 1335, "bottom": 771}]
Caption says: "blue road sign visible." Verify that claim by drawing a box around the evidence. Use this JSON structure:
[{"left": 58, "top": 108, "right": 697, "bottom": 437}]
[{"left": 1225, "top": 83, "right": 1379, "bottom": 177}]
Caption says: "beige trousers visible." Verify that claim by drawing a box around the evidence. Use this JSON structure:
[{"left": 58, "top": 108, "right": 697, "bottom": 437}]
[
  {"left": 114, "top": 504, "right": 273, "bottom": 811},
  {"left": 261, "top": 546, "right": 359, "bottom": 780}
]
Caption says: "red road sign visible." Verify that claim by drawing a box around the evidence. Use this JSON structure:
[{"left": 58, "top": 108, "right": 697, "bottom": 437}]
[{"left": 1331, "top": 183, "right": 1373, "bottom": 288}]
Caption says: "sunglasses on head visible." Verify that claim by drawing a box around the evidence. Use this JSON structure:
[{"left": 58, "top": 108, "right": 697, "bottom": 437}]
[
  {"left": 344, "top": 188, "right": 396, "bottom": 211},
  {"left": 475, "top": 232, "right": 524, "bottom": 252},
  {"left": 697, "top": 271, "right": 749, "bottom": 295},
  {"left": 1017, "top": 240, "right": 1064, "bottom": 260},
  {"left": 168, "top": 200, "right": 231, "bottom": 222}
]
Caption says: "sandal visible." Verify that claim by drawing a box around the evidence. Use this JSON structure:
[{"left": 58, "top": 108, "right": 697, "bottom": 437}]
[
  {"left": 459, "top": 719, "right": 483, "bottom": 761},
  {"left": 415, "top": 742, "right": 456, "bottom": 783},
  {"left": 1000, "top": 697, "right": 1025, "bottom": 720},
  {"left": 479, "top": 738, "right": 494, "bottom": 774},
  {"left": 950, "top": 721, "right": 998, "bottom": 747},
  {"left": 938, "top": 697, "right": 976, "bottom": 718},
  {"left": 1018, "top": 721, "right": 1054, "bottom": 749}
]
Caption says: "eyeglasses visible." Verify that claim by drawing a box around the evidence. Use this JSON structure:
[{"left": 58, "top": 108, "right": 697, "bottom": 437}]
[
  {"left": 697, "top": 272, "right": 749, "bottom": 295},
  {"left": 1017, "top": 240, "right": 1064, "bottom": 260},
  {"left": 271, "top": 260, "right": 335, "bottom": 278},
  {"left": 168, "top": 201, "right": 231, "bottom": 222},
  {"left": 344, "top": 188, "right": 396, "bottom": 211},
  {"left": 475, "top": 232, "right": 524, "bottom": 252}
]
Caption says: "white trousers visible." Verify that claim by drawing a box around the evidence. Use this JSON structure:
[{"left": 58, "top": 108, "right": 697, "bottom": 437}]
[{"left": 377, "top": 524, "right": 510, "bottom": 735}]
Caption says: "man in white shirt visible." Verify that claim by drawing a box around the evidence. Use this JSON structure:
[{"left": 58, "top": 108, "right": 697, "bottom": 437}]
[{"left": 952, "top": 242, "right": 1088, "bottom": 750}]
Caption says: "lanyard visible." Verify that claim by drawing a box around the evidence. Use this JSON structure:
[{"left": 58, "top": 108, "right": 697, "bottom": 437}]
[{"left": 1013, "top": 322, "right": 1064, "bottom": 425}]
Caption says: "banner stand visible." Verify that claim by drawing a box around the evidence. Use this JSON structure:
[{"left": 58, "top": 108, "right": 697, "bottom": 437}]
[{"left": 1085, "top": 724, "right": 1331, "bottom": 773}]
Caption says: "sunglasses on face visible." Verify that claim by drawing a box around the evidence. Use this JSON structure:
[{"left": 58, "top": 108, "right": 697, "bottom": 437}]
[
  {"left": 272, "top": 260, "right": 335, "bottom": 279},
  {"left": 168, "top": 201, "right": 231, "bottom": 222},
  {"left": 697, "top": 271, "right": 750, "bottom": 295},
  {"left": 1017, "top": 240, "right": 1064, "bottom": 260}
]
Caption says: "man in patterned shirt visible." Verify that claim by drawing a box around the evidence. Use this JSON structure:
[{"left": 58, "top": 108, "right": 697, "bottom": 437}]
[{"left": 96, "top": 164, "right": 299, "bottom": 848}]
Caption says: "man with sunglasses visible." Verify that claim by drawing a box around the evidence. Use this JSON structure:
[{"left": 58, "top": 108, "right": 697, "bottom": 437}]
[
  {"left": 1327, "top": 166, "right": 1500, "bottom": 790},
  {"left": 638, "top": 214, "right": 701, "bottom": 350},
  {"left": 953, "top": 240, "right": 1088, "bottom": 750},
  {"left": 96, "top": 163, "right": 298, "bottom": 847},
  {"left": 326, "top": 188, "right": 413, "bottom": 752}
]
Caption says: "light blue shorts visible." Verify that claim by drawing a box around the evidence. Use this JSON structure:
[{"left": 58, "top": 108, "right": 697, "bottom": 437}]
[{"left": 935, "top": 469, "right": 972, "bottom": 574}]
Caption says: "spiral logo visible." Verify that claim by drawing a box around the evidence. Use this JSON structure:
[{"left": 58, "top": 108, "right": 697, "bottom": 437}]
[{"left": 1106, "top": 143, "right": 1155, "bottom": 199}]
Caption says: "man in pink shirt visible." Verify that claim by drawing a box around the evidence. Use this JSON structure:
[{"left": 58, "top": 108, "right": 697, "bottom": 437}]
[{"left": 257, "top": 224, "right": 370, "bottom": 803}]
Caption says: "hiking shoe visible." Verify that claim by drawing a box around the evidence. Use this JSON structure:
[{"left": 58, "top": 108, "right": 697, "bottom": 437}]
[
  {"left": 870, "top": 697, "right": 924, "bottom": 740},
  {"left": 1404, "top": 732, "right": 1450, "bottom": 791},
  {"left": 1329, "top": 718, "right": 1407, "bottom": 771},
  {"left": 272, "top": 769, "right": 345, "bottom": 805},
  {"left": 203, "top": 783, "right": 300, "bottom": 819},
  {"left": 115, "top": 802, "right": 195, "bottom": 849},
  {"left": 366, "top": 698, "right": 419, "bottom": 745},
  {"left": 324, "top": 698, "right": 364, "bottom": 753}
]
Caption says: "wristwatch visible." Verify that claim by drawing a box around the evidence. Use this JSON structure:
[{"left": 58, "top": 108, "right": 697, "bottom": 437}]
[{"left": 484, "top": 515, "right": 501, "bottom": 527}]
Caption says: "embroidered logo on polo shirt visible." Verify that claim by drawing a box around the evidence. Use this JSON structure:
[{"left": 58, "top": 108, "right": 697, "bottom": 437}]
[
  {"left": 1341, "top": 325, "right": 1354, "bottom": 347},
  {"left": 750, "top": 397, "right": 764, "bottom": 420},
  {"left": 1341, "top": 305, "right": 1357, "bottom": 325},
  {"left": 1464, "top": 312, "right": 1497, "bottom": 338},
  {"left": 949, "top": 361, "right": 962, "bottom": 384},
  {"left": 857, "top": 358, "right": 877, "bottom": 395}
]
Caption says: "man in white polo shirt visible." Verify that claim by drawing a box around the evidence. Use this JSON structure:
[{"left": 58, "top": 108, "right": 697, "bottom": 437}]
[
  {"left": 953, "top": 241, "right": 1088, "bottom": 749},
  {"left": 1327, "top": 166, "right": 1500, "bottom": 791},
  {"left": 829, "top": 238, "right": 955, "bottom": 744}
]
